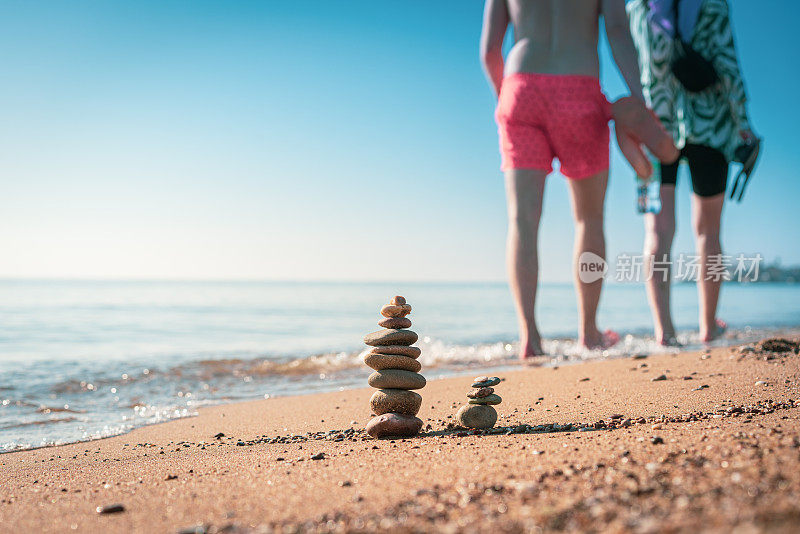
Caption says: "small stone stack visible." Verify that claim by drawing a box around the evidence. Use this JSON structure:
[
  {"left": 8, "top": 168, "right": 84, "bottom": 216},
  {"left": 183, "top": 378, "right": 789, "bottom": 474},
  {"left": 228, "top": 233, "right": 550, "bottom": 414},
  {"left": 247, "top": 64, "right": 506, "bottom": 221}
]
[
  {"left": 456, "top": 376, "right": 502, "bottom": 429},
  {"left": 363, "top": 296, "right": 425, "bottom": 439}
]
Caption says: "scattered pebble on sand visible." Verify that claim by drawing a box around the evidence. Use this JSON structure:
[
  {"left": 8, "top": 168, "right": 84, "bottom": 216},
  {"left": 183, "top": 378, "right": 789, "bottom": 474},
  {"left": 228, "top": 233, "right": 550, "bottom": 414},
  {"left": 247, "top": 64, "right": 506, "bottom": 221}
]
[{"left": 96, "top": 503, "right": 125, "bottom": 514}]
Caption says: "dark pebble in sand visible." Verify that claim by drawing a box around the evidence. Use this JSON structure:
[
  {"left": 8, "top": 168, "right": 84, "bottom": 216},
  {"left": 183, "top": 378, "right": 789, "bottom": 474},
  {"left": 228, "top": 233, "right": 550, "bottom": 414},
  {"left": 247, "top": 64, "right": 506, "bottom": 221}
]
[
  {"left": 96, "top": 503, "right": 125, "bottom": 514},
  {"left": 166, "top": 474, "right": 178, "bottom": 481},
  {"left": 651, "top": 374, "right": 667, "bottom": 382},
  {"left": 651, "top": 436, "right": 664, "bottom": 444},
  {"left": 214, "top": 433, "right": 224, "bottom": 439},
  {"left": 311, "top": 453, "right": 326, "bottom": 460},
  {"left": 633, "top": 354, "right": 648, "bottom": 359}
]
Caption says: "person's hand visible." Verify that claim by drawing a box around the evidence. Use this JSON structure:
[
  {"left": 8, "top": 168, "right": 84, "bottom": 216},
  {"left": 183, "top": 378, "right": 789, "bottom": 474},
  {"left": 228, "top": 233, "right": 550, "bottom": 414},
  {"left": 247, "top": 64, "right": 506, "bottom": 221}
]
[{"left": 611, "top": 97, "right": 680, "bottom": 178}]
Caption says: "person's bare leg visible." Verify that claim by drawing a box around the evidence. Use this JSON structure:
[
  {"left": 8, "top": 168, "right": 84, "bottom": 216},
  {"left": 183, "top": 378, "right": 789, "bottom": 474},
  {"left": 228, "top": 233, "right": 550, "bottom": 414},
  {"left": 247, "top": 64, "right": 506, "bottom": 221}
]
[
  {"left": 692, "top": 192, "right": 725, "bottom": 341},
  {"left": 505, "top": 168, "right": 547, "bottom": 359},
  {"left": 644, "top": 185, "right": 677, "bottom": 344},
  {"left": 566, "top": 170, "right": 608, "bottom": 348}
]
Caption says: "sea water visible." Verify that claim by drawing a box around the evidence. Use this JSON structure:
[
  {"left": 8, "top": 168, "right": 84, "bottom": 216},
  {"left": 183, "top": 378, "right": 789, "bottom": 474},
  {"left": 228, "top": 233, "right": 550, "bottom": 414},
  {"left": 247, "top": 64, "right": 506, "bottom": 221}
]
[{"left": 2, "top": 279, "right": 799, "bottom": 451}]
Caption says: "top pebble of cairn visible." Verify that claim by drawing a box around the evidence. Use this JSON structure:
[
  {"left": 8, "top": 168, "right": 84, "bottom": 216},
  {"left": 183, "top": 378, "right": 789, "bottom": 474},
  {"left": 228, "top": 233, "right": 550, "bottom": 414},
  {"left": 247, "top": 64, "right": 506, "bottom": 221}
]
[
  {"left": 363, "top": 296, "right": 425, "bottom": 439},
  {"left": 381, "top": 296, "right": 411, "bottom": 316}
]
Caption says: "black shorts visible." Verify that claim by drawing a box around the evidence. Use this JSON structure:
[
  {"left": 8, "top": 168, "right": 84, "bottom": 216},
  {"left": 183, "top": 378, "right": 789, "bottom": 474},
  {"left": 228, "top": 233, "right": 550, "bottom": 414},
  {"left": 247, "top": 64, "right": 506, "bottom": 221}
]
[{"left": 660, "top": 144, "right": 729, "bottom": 197}]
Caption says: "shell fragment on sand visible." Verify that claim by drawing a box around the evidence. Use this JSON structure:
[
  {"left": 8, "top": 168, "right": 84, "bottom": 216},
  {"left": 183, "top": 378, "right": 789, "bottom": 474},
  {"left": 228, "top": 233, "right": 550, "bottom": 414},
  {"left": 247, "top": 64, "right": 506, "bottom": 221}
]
[
  {"left": 363, "top": 353, "right": 421, "bottom": 373},
  {"left": 370, "top": 388, "right": 422, "bottom": 417},
  {"left": 368, "top": 345, "right": 421, "bottom": 358},
  {"left": 468, "top": 393, "right": 502, "bottom": 405},
  {"left": 467, "top": 387, "right": 494, "bottom": 399},
  {"left": 456, "top": 404, "right": 498, "bottom": 429},
  {"left": 366, "top": 413, "right": 422, "bottom": 438},
  {"left": 368, "top": 369, "right": 426, "bottom": 390},
  {"left": 471, "top": 376, "right": 501, "bottom": 388},
  {"left": 377, "top": 317, "right": 412, "bottom": 329},
  {"left": 380, "top": 304, "right": 412, "bottom": 318},
  {"left": 363, "top": 329, "right": 418, "bottom": 347}
]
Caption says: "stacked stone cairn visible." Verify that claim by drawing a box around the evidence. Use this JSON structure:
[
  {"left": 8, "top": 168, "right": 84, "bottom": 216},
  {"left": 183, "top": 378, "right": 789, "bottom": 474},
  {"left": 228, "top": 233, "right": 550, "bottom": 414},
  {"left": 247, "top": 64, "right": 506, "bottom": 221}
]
[
  {"left": 456, "top": 376, "right": 501, "bottom": 429},
  {"left": 363, "top": 296, "right": 425, "bottom": 439}
]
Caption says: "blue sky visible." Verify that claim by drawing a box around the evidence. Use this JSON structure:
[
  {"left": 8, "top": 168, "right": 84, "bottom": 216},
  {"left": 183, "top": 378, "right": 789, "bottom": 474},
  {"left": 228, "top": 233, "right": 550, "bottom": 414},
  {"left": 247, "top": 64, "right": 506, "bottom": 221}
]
[{"left": 1, "top": 0, "right": 797, "bottom": 282}]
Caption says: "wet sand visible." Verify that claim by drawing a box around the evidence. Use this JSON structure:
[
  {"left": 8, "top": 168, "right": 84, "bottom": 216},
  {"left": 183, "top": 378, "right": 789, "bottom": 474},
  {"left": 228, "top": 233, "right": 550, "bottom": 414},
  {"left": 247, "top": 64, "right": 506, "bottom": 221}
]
[{"left": 1, "top": 337, "right": 799, "bottom": 533}]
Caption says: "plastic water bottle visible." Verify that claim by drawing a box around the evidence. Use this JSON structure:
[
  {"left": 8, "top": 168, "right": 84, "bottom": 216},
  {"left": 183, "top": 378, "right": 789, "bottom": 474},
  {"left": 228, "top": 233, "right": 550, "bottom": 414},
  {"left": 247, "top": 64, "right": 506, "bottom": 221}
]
[{"left": 636, "top": 152, "right": 662, "bottom": 214}]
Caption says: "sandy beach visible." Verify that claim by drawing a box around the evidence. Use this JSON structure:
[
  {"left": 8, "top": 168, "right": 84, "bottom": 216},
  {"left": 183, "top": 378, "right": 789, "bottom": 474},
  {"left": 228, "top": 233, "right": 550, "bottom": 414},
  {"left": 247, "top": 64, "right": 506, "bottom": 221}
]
[{"left": 1, "top": 337, "right": 798, "bottom": 533}]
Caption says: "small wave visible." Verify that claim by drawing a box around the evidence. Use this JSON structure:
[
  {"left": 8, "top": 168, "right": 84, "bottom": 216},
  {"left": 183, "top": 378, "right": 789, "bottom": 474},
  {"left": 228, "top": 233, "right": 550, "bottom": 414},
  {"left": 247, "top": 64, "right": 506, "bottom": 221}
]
[
  {"left": 50, "top": 371, "right": 152, "bottom": 394},
  {"left": 11, "top": 324, "right": 794, "bottom": 455},
  {"left": 36, "top": 405, "right": 85, "bottom": 414},
  {"left": 0, "top": 416, "right": 78, "bottom": 430},
  {"left": 193, "top": 350, "right": 363, "bottom": 378},
  {"left": 40, "top": 326, "right": 783, "bottom": 397}
]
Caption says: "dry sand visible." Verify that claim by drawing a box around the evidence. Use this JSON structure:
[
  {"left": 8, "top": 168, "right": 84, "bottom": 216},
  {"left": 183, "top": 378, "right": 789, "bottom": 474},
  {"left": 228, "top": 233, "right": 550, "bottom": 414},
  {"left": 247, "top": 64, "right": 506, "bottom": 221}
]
[{"left": 1, "top": 337, "right": 799, "bottom": 533}]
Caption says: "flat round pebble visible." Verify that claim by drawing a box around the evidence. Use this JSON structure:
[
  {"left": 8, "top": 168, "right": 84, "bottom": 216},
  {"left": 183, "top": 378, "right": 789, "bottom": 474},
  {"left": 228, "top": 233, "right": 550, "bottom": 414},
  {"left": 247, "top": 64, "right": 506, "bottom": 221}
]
[
  {"left": 368, "top": 345, "right": 421, "bottom": 358},
  {"left": 471, "top": 376, "right": 500, "bottom": 388},
  {"left": 378, "top": 317, "right": 412, "bottom": 329},
  {"left": 468, "top": 393, "right": 502, "bottom": 405},
  {"left": 466, "top": 387, "right": 494, "bottom": 399},
  {"left": 370, "top": 389, "right": 422, "bottom": 416},
  {"left": 456, "top": 404, "right": 498, "bottom": 429},
  {"left": 363, "top": 353, "right": 421, "bottom": 373},
  {"left": 390, "top": 296, "right": 406, "bottom": 306},
  {"left": 363, "top": 329, "right": 418, "bottom": 347},
  {"left": 365, "top": 413, "right": 422, "bottom": 439},
  {"left": 380, "top": 304, "right": 412, "bottom": 318},
  {"left": 368, "top": 369, "right": 426, "bottom": 390}
]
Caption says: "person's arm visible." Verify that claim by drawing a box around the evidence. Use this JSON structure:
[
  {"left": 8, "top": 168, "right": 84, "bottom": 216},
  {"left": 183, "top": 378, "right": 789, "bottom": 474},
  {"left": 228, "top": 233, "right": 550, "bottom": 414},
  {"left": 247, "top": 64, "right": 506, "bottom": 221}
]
[
  {"left": 480, "top": 0, "right": 509, "bottom": 98},
  {"left": 707, "top": 0, "right": 753, "bottom": 139},
  {"left": 602, "top": 0, "right": 645, "bottom": 101}
]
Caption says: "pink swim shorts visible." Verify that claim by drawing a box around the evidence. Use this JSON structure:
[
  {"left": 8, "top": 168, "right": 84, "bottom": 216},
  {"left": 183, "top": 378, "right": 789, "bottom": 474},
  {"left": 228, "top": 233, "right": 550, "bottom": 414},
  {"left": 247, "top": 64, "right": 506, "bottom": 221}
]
[{"left": 495, "top": 73, "right": 612, "bottom": 179}]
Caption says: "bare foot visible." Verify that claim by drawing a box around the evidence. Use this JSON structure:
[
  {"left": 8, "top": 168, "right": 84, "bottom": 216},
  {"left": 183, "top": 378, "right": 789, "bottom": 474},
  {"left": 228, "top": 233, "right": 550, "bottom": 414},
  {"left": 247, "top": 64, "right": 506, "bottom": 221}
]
[
  {"left": 580, "top": 329, "right": 620, "bottom": 350},
  {"left": 656, "top": 327, "right": 680, "bottom": 347},
  {"left": 700, "top": 319, "right": 727, "bottom": 343},
  {"left": 519, "top": 336, "right": 544, "bottom": 360},
  {"left": 658, "top": 336, "right": 683, "bottom": 347}
]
